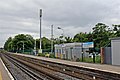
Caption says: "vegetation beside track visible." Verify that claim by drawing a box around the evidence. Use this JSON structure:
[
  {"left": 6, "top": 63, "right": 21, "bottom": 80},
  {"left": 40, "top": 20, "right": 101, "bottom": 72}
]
[{"left": 79, "top": 56, "right": 101, "bottom": 63}]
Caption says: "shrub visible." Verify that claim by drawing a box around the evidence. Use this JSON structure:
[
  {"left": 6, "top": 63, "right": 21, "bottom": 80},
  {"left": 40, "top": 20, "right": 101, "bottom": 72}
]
[
  {"left": 49, "top": 54, "right": 55, "bottom": 58},
  {"left": 79, "top": 56, "right": 101, "bottom": 63},
  {"left": 76, "top": 58, "right": 80, "bottom": 62},
  {"left": 38, "top": 53, "right": 45, "bottom": 57}
]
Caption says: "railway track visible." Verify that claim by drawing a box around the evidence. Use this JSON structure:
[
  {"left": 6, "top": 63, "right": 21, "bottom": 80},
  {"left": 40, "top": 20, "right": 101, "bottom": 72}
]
[
  {"left": 8, "top": 53, "right": 120, "bottom": 80},
  {"left": 2, "top": 54, "right": 54, "bottom": 80},
  {"left": 1, "top": 52, "right": 120, "bottom": 80},
  {"left": 1, "top": 53, "right": 80, "bottom": 80}
]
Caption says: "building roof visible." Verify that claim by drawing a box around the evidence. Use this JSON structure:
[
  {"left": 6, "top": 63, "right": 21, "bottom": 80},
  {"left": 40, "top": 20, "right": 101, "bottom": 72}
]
[
  {"left": 54, "top": 43, "right": 82, "bottom": 47},
  {"left": 110, "top": 37, "right": 120, "bottom": 40},
  {"left": 55, "top": 42, "right": 94, "bottom": 48}
]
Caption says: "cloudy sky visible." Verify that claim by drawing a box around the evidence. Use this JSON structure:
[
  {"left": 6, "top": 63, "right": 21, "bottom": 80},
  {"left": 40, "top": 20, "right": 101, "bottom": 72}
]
[{"left": 0, "top": 0, "right": 120, "bottom": 47}]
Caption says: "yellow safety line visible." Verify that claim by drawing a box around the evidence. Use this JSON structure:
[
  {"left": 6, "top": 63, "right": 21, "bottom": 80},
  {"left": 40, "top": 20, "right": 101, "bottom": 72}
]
[{"left": 0, "top": 71, "right": 2, "bottom": 80}]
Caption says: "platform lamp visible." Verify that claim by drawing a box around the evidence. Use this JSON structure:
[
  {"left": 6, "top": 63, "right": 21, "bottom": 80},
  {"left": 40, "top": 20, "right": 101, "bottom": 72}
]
[
  {"left": 57, "top": 27, "right": 64, "bottom": 44},
  {"left": 57, "top": 27, "right": 64, "bottom": 37}
]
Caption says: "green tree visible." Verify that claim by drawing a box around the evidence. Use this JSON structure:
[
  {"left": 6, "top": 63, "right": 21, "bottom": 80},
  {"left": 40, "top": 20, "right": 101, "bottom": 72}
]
[
  {"left": 64, "top": 36, "right": 73, "bottom": 43},
  {"left": 87, "top": 32, "right": 93, "bottom": 42},
  {"left": 53, "top": 36, "right": 64, "bottom": 44},
  {"left": 112, "top": 24, "right": 120, "bottom": 37},
  {"left": 36, "top": 37, "right": 51, "bottom": 52},
  {"left": 42, "top": 37, "right": 51, "bottom": 49},
  {"left": 8, "top": 41, "right": 13, "bottom": 51},
  {"left": 92, "top": 23, "right": 113, "bottom": 48},
  {"left": 12, "top": 34, "right": 34, "bottom": 52},
  {"left": 4, "top": 37, "right": 12, "bottom": 51},
  {"left": 73, "top": 32, "right": 88, "bottom": 42}
]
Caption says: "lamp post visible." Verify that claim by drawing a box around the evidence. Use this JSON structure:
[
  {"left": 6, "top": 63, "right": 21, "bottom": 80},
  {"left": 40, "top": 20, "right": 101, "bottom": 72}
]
[
  {"left": 58, "top": 27, "right": 64, "bottom": 43},
  {"left": 58, "top": 27, "right": 65, "bottom": 59},
  {"left": 58, "top": 27, "right": 64, "bottom": 37},
  {"left": 39, "top": 9, "right": 42, "bottom": 53},
  {"left": 51, "top": 25, "right": 54, "bottom": 54}
]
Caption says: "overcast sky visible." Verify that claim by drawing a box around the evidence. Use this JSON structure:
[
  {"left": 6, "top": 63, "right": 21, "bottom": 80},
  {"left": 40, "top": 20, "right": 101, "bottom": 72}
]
[{"left": 0, "top": 0, "right": 120, "bottom": 47}]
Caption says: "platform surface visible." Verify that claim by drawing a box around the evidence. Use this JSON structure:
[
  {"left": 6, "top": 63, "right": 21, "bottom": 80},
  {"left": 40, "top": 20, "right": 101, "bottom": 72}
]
[
  {"left": 0, "top": 58, "right": 11, "bottom": 80},
  {"left": 14, "top": 53, "right": 120, "bottom": 75}
]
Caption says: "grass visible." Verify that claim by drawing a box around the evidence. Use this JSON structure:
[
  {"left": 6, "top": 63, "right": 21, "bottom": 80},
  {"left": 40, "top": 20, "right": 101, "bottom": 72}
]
[
  {"left": 0, "top": 50, "right": 7, "bottom": 53},
  {"left": 80, "top": 56, "right": 101, "bottom": 63},
  {"left": 37, "top": 52, "right": 55, "bottom": 58},
  {"left": 37, "top": 52, "right": 101, "bottom": 63}
]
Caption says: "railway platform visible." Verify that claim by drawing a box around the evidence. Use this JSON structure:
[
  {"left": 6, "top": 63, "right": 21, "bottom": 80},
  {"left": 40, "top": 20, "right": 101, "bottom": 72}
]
[
  {"left": 15, "top": 53, "right": 120, "bottom": 75},
  {"left": 0, "top": 58, "right": 14, "bottom": 80},
  {"left": 2, "top": 52, "right": 120, "bottom": 80}
]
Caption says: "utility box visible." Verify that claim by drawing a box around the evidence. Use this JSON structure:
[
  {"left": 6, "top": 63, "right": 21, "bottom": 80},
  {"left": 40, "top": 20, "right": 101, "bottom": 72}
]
[
  {"left": 111, "top": 37, "right": 120, "bottom": 65},
  {"left": 101, "top": 47, "right": 112, "bottom": 64}
]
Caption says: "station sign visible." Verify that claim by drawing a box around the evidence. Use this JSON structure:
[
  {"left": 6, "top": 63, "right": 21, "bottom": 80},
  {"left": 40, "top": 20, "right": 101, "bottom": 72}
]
[{"left": 83, "top": 42, "right": 94, "bottom": 48}]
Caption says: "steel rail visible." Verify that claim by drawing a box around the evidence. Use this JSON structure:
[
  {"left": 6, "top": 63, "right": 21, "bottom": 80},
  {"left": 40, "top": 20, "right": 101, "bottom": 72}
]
[
  {"left": 3, "top": 53, "right": 64, "bottom": 80},
  {"left": 2, "top": 54, "right": 45, "bottom": 80},
  {"left": 4, "top": 53, "right": 120, "bottom": 80}
]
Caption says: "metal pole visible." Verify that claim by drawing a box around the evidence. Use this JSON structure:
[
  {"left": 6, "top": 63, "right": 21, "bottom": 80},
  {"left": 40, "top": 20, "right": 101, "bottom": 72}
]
[
  {"left": 62, "top": 29, "right": 64, "bottom": 38},
  {"left": 23, "top": 41, "right": 24, "bottom": 53},
  {"left": 62, "top": 29, "right": 64, "bottom": 44},
  {"left": 82, "top": 43, "right": 84, "bottom": 62},
  {"left": 11, "top": 44, "right": 12, "bottom": 52},
  {"left": 93, "top": 52, "right": 95, "bottom": 63},
  {"left": 70, "top": 47, "right": 73, "bottom": 60},
  {"left": 34, "top": 39, "right": 36, "bottom": 55},
  {"left": 58, "top": 27, "right": 64, "bottom": 43},
  {"left": 39, "top": 9, "right": 42, "bottom": 53},
  {"left": 51, "top": 25, "right": 53, "bottom": 54}
]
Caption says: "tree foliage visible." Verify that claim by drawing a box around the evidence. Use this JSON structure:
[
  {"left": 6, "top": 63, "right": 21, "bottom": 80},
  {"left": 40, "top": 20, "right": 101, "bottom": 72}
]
[
  {"left": 73, "top": 32, "right": 88, "bottom": 42},
  {"left": 4, "top": 34, "right": 34, "bottom": 52},
  {"left": 4, "top": 23, "right": 120, "bottom": 52},
  {"left": 4, "top": 37, "right": 12, "bottom": 51},
  {"left": 92, "top": 23, "right": 110, "bottom": 48},
  {"left": 64, "top": 36, "right": 73, "bottom": 43},
  {"left": 112, "top": 24, "right": 120, "bottom": 37}
]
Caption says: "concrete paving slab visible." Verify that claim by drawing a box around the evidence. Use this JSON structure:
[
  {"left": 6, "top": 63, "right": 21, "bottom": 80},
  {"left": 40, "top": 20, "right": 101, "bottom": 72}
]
[{"left": 0, "top": 58, "right": 14, "bottom": 80}]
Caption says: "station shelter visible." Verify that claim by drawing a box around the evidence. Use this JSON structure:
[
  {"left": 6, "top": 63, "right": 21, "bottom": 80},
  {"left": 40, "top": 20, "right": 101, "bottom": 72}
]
[{"left": 54, "top": 42, "right": 94, "bottom": 60}]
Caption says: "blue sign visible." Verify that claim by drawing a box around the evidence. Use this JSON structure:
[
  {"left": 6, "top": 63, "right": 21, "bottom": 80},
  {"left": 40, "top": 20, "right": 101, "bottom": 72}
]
[{"left": 83, "top": 42, "right": 94, "bottom": 48}]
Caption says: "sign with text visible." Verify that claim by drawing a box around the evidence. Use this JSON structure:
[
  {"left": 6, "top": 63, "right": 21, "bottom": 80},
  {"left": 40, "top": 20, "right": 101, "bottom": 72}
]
[{"left": 83, "top": 42, "right": 94, "bottom": 48}]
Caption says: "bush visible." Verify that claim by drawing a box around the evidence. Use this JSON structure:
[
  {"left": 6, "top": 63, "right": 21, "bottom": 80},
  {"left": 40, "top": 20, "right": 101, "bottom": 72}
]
[
  {"left": 23, "top": 52, "right": 30, "bottom": 54},
  {"left": 37, "top": 52, "right": 55, "bottom": 58},
  {"left": 79, "top": 56, "right": 101, "bottom": 63},
  {"left": 37, "top": 53, "right": 45, "bottom": 57},
  {"left": 0, "top": 50, "right": 6, "bottom": 53},
  {"left": 49, "top": 54, "right": 55, "bottom": 58},
  {"left": 76, "top": 58, "right": 80, "bottom": 62},
  {"left": 95, "top": 56, "right": 101, "bottom": 63}
]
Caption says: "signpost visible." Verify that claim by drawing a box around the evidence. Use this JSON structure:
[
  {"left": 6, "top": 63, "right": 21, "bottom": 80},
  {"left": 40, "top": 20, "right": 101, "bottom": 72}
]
[{"left": 81, "top": 42, "right": 94, "bottom": 62}]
